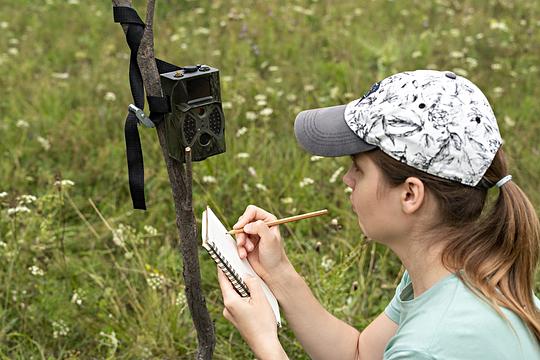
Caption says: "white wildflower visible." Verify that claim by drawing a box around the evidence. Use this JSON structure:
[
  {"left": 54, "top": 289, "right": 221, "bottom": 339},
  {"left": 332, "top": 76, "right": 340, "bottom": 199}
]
[
  {"left": 299, "top": 177, "right": 315, "bottom": 187},
  {"left": 176, "top": 290, "right": 187, "bottom": 308},
  {"left": 465, "top": 57, "right": 478, "bottom": 68},
  {"left": 321, "top": 255, "right": 335, "bottom": 271},
  {"left": 256, "top": 99, "right": 267, "bottom": 107},
  {"left": 0, "top": 192, "right": 8, "bottom": 198},
  {"left": 304, "top": 84, "right": 315, "bottom": 92},
  {"left": 28, "top": 265, "right": 44, "bottom": 276},
  {"left": 68, "top": 0, "right": 79, "bottom": 4},
  {"left": 170, "top": 33, "right": 181, "bottom": 42},
  {"left": 0, "top": 241, "right": 6, "bottom": 248},
  {"left": 194, "top": 27, "right": 210, "bottom": 35},
  {"left": 449, "top": 28, "right": 461, "bottom": 37},
  {"left": 491, "top": 63, "right": 502, "bottom": 71},
  {"left": 344, "top": 187, "right": 353, "bottom": 193},
  {"left": 504, "top": 115, "right": 515, "bottom": 127},
  {"left": 112, "top": 225, "right": 126, "bottom": 247},
  {"left": 490, "top": 20, "right": 508, "bottom": 32},
  {"left": 194, "top": 7, "right": 205, "bottom": 14},
  {"left": 17, "top": 194, "right": 37, "bottom": 205},
  {"left": 222, "top": 101, "right": 233, "bottom": 109},
  {"left": 411, "top": 50, "right": 422, "bottom": 58},
  {"left": 212, "top": 49, "right": 221, "bottom": 56},
  {"left": 286, "top": 94, "right": 297, "bottom": 102},
  {"left": 310, "top": 155, "right": 323, "bottom": 162},
  {"left": 202, "top": 176, "right": 217, "bottom": 184},
  {"left": 330, "top": 86, "right": 340, "bottom": 99},
  {"left": 245, "top": 111, "right": 257, "bottom": 121},
  {"left": 236, "top": 152, "right": 250, "bottom": 159},
  {"left": 71, "top": 289, "right": 85, "bottom": 306},
  {"left": 234, "top": 94, "right": 246, "bottom": 104},
  {"left": 493, "top": 87, "right": 504, "bottom": 97},
  {"left": 0, "top": 22, "right": 8, "bottom": 29},
  {"left": 104, "top": 92, "right": 116, "bottom": 101},
  {"left": 8, "top": 38, "right": 19, "bottom": 45},
  {"left": 16, "top": 120, "right": 29, "bottom": 128},
  {"left": 280, "top": 197, "right": 293, "bottom": 204},
  {"left": 259, "top": 108, "right": 274, "bottom": 116},
  {"left": 247, "top": 167, "right": 257, "bottom": 177},
  {"left": 329, "top": 166, "right": 344, "bottom": 183},
  {"left": 450, "top": 51, "right": 464, "bottom": 59},
  {"left": 37, "top": 136, "right": 51, "bottom": 151},
  {"left": 7, "top": 206, "right": 31, "bottom": 215},
  {"left": 52, "top": 72, "right": 69, "bottom": 79},
  {"left": 236, "top": 127, "right": 248, "bottom": 137},
  {"left": 222, "top": 75, "right": 233, "bottom": 82},
  {"left": 147, "top": 273, "right": 166, "bottom": 290},
  {"left": 52, "top": 320, "right": 70, "bottom": 338},
  {"left": 256, "top": 92, "right": 267, "bottom": 99},
  {"left": 54, "top": 179, "right": 75, "bottom": 188},
  {"left": 330, "top": 218, "right": 339, "bottom": 226},
  {"left": 255, "top": 183, "right": 268, "bottom": 192},
  {"left": 144, "top": 225, "right": 158, "bottom": 236},
  {"left": 268, "top": 65, "right": 279, "bottom": 72},
  {"left": 8, "top": 48, "right": 18, "bottom": 56}
]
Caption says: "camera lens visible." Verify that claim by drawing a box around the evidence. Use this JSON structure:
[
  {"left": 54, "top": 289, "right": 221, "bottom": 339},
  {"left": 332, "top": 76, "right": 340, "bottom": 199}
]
[{"left": 199, "top": 133, "right": 211, "bottom": 146}]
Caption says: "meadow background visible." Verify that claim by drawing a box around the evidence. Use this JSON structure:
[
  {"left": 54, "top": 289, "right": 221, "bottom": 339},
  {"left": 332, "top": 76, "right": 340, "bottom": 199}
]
[{"left": 1, "top": 0, "right": 540, "bottom": 358}]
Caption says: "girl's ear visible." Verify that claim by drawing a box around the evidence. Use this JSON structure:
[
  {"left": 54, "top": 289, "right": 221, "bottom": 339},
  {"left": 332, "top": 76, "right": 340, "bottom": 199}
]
[{"left": 400, "top": 177, "right": 425, "bottom": 214}]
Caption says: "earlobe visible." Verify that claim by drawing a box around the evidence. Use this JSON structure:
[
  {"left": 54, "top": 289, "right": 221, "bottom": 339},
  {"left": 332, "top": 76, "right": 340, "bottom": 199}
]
[{"left": 401, "top": 177, "right": 424, "bottom": 214}]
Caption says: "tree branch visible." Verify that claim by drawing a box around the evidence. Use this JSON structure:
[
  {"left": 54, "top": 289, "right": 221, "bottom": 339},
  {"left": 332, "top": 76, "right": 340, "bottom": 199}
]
[{"left": 112, "top": 1, "right": 215, "bottom": 358}]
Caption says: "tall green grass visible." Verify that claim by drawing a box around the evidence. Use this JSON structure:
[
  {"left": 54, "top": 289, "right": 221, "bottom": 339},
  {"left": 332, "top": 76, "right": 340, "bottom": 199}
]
[{"left": 1, "top": 0, "right": 539, "bottom": 358}]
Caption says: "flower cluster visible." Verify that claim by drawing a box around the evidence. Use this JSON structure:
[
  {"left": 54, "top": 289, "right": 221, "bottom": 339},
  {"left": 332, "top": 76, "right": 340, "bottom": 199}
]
[{"left": 52, "top": 320, "right": 70, "bottom": 338}]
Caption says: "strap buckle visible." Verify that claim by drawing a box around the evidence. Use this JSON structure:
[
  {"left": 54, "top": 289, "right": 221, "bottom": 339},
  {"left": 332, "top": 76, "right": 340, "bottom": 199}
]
[{"left": 128, "top": 104, "right": 155, "bottom": 128}]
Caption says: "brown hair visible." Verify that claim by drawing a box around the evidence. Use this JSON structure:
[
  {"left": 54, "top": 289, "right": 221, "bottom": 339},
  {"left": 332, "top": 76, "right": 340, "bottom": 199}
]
[{"left": 363, "top": 147, "right": 540, "bottom": 343}]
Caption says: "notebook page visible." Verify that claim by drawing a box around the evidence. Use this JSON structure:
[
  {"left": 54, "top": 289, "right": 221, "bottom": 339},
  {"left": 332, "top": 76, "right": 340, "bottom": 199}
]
[{"left": 202, "top": 206, "right": 281, "bottom": 327}]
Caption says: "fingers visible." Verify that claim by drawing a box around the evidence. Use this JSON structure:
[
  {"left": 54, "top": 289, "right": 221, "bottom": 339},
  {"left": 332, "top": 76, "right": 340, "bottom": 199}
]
[
  {"left": 234, "top": 204, "right": 277, "bottom": 230},
  {"left": 235, "top": 205, "right": 273, "bottom": 259},
  {"left": 243, "top": 220, "right": 278, "bottom": 247}
]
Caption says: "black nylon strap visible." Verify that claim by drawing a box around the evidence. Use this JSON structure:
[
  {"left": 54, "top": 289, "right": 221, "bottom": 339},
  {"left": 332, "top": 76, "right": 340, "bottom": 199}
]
[
  {"left": 114, "top": 6, "right": 147, "bottom": 209},
  {"left": 114, "top": 6, "right": 182, "bottom": 210}
]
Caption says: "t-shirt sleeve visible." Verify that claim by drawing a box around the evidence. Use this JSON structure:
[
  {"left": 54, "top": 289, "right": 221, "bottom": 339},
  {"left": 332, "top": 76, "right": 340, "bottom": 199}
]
[
  {"left": 384, "top": 270, "right": 410, "bottom": 325},
  {"left": 384, "top": 349, "right": 436, "bottom": 360}
]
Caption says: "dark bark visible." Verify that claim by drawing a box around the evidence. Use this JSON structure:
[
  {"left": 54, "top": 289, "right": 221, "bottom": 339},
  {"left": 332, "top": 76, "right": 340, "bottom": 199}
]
[{"left": 112, "top": 1, "right": 215, "bottom": 358}]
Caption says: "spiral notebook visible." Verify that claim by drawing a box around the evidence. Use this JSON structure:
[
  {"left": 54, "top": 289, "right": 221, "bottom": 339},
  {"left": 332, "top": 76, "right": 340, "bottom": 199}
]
[{"left": 202, "top": 206, "right": 281, "bottom": 328}]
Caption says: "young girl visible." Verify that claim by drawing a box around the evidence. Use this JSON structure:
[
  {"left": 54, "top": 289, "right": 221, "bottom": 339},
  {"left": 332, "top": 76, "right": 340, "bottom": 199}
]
[{"left": 216, "top": 70, "right": 540, "bottom": 359}]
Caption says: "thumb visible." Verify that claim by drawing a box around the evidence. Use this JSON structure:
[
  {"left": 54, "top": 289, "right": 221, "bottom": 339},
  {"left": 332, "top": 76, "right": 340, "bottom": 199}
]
[{"left": 244, "top": 275, "right": 263, "bottom": 301}]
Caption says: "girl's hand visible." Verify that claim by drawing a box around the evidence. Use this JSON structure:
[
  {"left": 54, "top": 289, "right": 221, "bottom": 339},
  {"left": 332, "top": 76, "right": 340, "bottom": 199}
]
[
  {"left": 217, "top": 268, "right": 287, "bottom": 359},
  {"left": 233, "top": 205, "right": 292, "bottom": 283}
]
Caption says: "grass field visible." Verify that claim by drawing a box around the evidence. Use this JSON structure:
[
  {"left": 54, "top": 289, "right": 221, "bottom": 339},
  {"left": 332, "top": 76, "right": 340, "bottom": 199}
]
[{"left": 1, "top": 0, "right": 540, "bottom": 358}]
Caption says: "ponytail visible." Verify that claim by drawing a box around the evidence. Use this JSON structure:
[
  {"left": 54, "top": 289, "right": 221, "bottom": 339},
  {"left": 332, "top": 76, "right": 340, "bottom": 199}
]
[
  {"left": 442, "top": 157, "right": 540, "bottom": 343},
  {"left": 367, "top": 147, "right": 540, "bottom": 343}
]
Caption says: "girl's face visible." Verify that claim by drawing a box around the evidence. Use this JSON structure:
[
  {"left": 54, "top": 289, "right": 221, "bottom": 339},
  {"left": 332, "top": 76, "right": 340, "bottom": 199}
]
[{"left": 342, "top": 153, "right": 402, "bottom": 243}]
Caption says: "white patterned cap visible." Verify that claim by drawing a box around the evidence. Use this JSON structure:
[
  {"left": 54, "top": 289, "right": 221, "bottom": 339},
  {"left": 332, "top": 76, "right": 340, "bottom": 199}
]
[{"left": 294, "top": 70, "right": 503, "bottom": 187}]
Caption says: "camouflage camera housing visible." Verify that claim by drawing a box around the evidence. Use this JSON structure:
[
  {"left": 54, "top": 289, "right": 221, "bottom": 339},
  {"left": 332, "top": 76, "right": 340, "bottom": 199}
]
[{"left": 160, "top": 64, "right": 226, "bottom": 163}]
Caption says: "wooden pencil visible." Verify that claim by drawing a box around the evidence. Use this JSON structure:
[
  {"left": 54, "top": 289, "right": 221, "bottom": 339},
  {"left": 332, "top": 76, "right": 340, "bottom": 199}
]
[{"left": 227, "top": 209, "right": 328, "bottom": 235}]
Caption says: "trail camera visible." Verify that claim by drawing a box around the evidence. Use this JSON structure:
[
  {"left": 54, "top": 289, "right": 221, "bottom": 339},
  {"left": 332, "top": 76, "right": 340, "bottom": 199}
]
[{"left": 160, "top": 64, "right": 226, "bottom": 163}]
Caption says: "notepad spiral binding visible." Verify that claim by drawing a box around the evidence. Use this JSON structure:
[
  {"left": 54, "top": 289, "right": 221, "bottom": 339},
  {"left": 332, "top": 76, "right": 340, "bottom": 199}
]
[{"left": 206, "top": 242, "right": 250, "bottom": 297}]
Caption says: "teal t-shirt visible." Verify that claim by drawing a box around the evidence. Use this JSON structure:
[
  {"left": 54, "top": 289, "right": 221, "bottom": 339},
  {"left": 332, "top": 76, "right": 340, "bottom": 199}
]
[{"left": 383, "top": 270, "right": 540, "bottom": 359}]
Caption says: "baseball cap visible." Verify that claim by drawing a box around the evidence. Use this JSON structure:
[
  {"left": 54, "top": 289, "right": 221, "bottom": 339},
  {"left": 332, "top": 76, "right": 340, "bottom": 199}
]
[{"left": 294, "top": 69, "right": 503, "bottom": 187}]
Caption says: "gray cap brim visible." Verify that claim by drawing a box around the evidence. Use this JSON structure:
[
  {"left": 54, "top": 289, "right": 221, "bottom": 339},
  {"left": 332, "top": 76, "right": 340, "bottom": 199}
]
[{"left": 294, "top": 104, "right": 377, "bottom": 157}]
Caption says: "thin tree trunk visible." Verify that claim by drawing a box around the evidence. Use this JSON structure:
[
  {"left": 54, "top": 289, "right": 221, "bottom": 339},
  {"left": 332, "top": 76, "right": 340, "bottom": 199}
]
[{"left": 112, "top": 1, "right": 215, "bottom": 358}]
